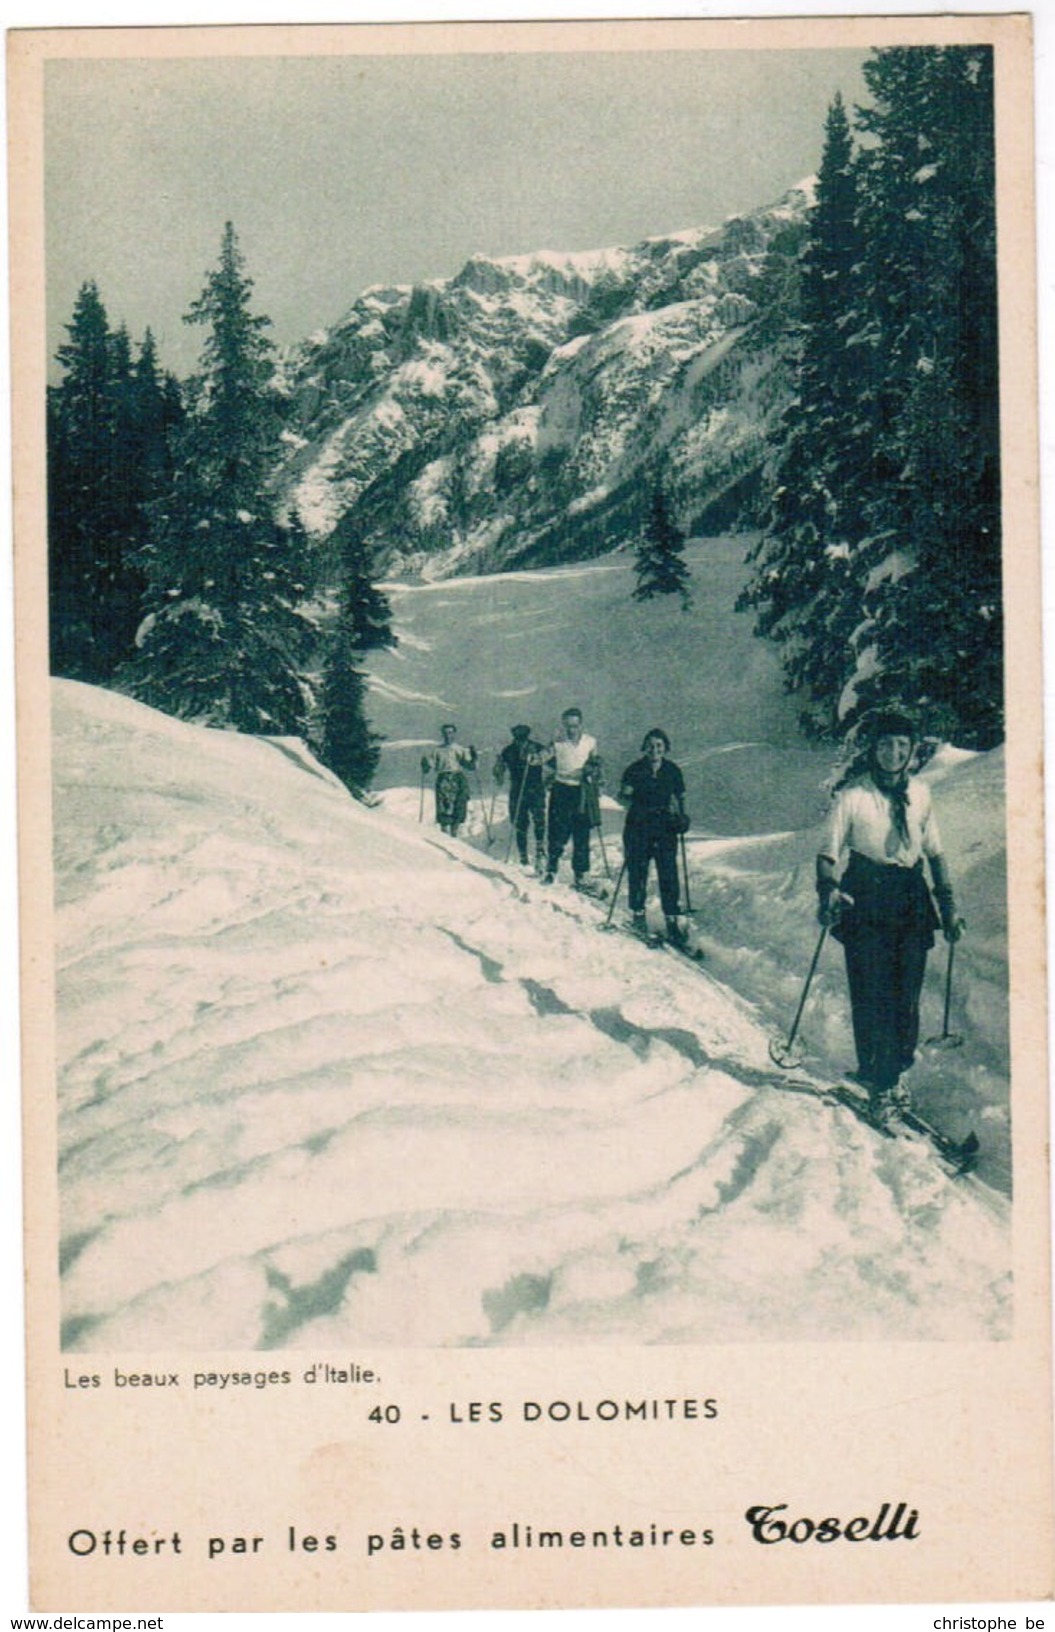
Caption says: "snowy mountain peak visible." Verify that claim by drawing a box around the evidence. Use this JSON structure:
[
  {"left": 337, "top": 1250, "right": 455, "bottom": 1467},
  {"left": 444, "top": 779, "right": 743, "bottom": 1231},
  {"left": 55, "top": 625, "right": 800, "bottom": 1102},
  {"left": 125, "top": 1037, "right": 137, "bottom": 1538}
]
[
  {"left": 278, "top": 182, "right": 813, "bottom": 578},
  {"left": 453, "top": 245, "right": 630, "bottom": 298}
]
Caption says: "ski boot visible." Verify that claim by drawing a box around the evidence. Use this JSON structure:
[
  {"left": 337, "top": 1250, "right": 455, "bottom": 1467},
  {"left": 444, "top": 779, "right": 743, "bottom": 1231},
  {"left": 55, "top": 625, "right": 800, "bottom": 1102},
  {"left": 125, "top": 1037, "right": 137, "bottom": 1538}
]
[
  {"left": 868, "top": 1082, "right": 910, "bottom": 1133},
  {"left": 665, "top": 914, "right": 689, "bottom": 949}
]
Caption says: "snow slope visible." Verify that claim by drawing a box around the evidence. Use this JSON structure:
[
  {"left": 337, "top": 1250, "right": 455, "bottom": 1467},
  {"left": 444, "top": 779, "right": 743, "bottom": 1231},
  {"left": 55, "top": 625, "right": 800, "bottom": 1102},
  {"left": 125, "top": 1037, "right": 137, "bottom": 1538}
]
[
  {"left": 365, "top": 541, "right": 1012, "bottom": 1193},
  {"left": 54, "top": 680, "right": 1010, "bottom": 1352},
  {"left": 367, "top": 536, "right": 835, "bottom": 837}
]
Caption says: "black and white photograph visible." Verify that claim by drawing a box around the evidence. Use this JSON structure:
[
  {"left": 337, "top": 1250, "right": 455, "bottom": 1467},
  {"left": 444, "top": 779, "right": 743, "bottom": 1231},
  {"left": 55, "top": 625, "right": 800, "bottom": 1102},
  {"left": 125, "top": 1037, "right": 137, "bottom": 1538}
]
[
  {"left": 40, "top": 27, "right": 1012, "bottom": 1349},
  {"left": 6, "top": 7, "right": 1052, "bottom": 1616}
]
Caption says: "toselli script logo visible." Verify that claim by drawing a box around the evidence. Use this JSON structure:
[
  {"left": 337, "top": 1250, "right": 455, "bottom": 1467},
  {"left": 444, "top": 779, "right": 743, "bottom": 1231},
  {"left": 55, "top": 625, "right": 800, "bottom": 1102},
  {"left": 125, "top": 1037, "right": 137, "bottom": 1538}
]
[{"left": 744, "top": 1502, "right": 920, "bottom": 1544}]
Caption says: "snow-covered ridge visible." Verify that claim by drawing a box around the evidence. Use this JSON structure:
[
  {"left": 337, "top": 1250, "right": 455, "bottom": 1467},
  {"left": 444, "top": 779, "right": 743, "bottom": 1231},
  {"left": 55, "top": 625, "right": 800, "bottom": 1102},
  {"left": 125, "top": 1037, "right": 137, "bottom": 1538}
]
[
  {"left": 278, "top": 183, "right": 814, "bottom": 578},
  {"left": 54, "top": 677, "right": 1009, "bottom": 1351}
]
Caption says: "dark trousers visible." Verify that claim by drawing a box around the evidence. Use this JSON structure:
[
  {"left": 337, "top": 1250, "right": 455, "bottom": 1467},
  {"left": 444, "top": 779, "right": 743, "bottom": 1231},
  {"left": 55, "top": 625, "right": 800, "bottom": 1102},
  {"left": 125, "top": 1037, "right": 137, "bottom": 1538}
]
[
  {"left": 625, "top": 824, "right": 680, "bottom": 915},
  {"left": 836, "top": 853, "right": 936, "bottom": 1092},
  {"left": 511, "top": 777, "right": 545, "bottom": 862},
  {"left": 547, "top": 782, "right": 591, "bottom": 878},
  {"left": 842, "top": 929, "right": 929, "bottom": 1091}
]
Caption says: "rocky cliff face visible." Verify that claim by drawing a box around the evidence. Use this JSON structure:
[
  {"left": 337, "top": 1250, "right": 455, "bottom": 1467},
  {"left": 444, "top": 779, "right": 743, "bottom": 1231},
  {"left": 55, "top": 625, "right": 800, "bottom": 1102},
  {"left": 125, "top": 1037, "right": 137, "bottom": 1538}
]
[{"left": 276, "top": 182, "right": 813, "bottom": 580}]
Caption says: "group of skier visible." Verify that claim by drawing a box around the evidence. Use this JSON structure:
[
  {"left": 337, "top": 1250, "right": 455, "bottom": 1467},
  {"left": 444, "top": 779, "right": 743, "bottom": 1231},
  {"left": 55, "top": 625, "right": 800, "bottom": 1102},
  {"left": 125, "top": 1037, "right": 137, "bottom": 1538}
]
[
  {"left": 423, "top": 707, "right": 690, "bottom": 943},
  {"left": 421, "top": 705, "right": 965, "bottom": 1133}
]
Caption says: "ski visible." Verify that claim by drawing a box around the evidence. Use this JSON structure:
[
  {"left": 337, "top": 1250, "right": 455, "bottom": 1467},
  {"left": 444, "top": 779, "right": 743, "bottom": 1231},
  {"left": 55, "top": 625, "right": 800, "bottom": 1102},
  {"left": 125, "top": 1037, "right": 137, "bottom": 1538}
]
[
  {"left": 572, "top": 877, "right": 612, "bottom": 902},
  {"left": 890, "top": 1100, "right": 980, "bottom": 1174},
  {"left": 815, "top": 1080, "right": 979, "bottom": 1175},
  {"left": 600, "top": 916, "right": 706, "bottom": 963},
  {"left": 625, "top": 926, "right": 665, "bottom": 950}
]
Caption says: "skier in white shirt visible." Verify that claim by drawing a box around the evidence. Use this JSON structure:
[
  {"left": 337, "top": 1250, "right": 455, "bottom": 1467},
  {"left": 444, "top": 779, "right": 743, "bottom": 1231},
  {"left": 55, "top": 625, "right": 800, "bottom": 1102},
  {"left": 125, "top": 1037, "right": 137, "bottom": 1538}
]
[
  {"left": 816, "top": 708, "right": 964, "bottom": 1128},
  {"left": 541, "top": 707, "right": 602, "bottom": 886}
]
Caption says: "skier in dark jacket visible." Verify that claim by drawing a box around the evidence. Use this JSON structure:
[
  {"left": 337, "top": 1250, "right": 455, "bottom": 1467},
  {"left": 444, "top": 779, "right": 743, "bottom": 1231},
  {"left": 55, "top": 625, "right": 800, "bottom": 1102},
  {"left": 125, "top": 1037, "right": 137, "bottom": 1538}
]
[
  {"left": 422, "top": 723, "right": 477, "bottom": 837},
  {"left": 816, "top": 708, "right": 965, "bottom": 1128},
  {"left": 494, "top": 724, "right": 546, "bottom": 871},
  {"left": 618, "top": 728, "right": 690, "bottom": 944}
]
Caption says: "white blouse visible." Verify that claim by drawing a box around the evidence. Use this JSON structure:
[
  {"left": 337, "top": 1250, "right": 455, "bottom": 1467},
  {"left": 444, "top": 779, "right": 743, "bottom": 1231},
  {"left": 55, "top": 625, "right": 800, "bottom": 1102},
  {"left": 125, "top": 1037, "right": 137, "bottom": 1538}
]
[{"left": 820, "top": 775, "right": 943, "bottom": 869}]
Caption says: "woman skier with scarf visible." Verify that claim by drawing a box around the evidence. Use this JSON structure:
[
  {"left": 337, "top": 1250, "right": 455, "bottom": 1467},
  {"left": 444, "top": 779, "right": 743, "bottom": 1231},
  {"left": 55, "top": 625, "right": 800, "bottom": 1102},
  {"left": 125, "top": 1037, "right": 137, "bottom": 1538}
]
[{"left": 816, "top": 709, "right": 965, "bottom": 1128}]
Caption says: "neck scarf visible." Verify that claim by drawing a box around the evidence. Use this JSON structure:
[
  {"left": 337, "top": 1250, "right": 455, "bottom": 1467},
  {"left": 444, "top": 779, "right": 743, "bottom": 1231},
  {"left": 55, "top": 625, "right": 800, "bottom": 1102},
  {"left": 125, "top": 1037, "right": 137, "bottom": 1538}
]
[{"left": 872, "top": 765, "right": 911, "bottom": 850}]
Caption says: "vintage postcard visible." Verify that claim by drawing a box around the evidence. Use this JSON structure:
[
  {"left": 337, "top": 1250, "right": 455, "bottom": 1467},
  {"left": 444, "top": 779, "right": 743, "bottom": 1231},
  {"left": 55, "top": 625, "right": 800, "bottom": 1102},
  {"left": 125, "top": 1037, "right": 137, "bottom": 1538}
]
[{"left": 6, "top": 9, "right": 1052, "bottom": 1615}]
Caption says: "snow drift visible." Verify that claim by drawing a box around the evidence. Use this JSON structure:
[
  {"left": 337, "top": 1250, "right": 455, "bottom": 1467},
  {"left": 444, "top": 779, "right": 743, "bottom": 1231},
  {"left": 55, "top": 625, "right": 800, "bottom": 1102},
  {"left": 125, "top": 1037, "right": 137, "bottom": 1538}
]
[{"left": 53, "top": 678, "right": 1010, "bottom": 1351}]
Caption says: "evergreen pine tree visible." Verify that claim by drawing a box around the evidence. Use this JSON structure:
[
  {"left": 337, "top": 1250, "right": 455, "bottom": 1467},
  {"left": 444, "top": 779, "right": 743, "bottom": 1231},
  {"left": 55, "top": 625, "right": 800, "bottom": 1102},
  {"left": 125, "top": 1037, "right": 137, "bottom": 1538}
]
[
  {"left": 122, "top": 223, "right": 317, "bottom": 733},
  {"left": 48, "top": 280, "right": 117, "bottom": 676},
  {"left": 130, "top": 328, "right": 183, "bottom": 496},
  {"left": 632, "top": 489, "right": 692, "bottom": 610},
  {"left": 739, "top": 92, "right": 866, "bottom": 734},
  {"left": 317, "top": 523, "right": 397, "bottom": 795},
  {"left": 739, "top": 52, "right": 1002, "bottom": 747},
  {"left": 96, "top": 323, "right": 151, "bottom": 674},
  {"left": 48, "top": 288, "right": 187, "bottom": 680},
  {"left": 847, "top": 46, "right": 1001, "bottom": 744}
]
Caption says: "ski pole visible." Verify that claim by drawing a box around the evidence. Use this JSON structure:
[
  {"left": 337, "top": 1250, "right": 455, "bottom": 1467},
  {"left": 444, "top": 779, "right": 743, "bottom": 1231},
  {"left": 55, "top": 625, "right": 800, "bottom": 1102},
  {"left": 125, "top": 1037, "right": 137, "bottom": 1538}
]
[
  {"left": 542, "top": 781, "right": 553, "bottom": 875},
  {"left": 595, "top": 818, "right": 612, "bottom": 880},
  {"left": 473, "top": 764, "right": 493, "bottom": 845},
  {"left": 769, "top": 926, "right": 828, "bottom": 1069},
  {"left": 585, "top": 775, "right": 611, "bottom": 878},
  {"left": 926, "top": 937, "right": 964, "bottom": 1049},
  {"left": 604, "top": 859, "right": 627, "bottom": 928},
  {"left": 418, "top": 763, "right": 426, "bottom": 823},
  {"left": 679, "top": 830, "right": 693, "bottom": 913},
  {"left": 505, "top": 768, "right": 528, "bottom": 863}
]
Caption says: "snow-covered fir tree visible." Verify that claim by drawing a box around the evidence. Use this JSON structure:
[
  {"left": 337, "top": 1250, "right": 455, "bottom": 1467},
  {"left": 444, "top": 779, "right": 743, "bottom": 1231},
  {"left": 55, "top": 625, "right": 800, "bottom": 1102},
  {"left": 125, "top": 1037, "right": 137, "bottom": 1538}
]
[
  {"left": 847, "top": 45, "right": 1001, "bottom": 745},
  {"left": 48, "top": 280, "right": 113, "bottom": 677},
  {"left": 632, "top": 489, "right": 692, "bottom": 610},
  {"left": 739, "top": 93, "right": 866, "bottom": 735},
  {"left": 128, "top": 328, "right": 183, "bottom": 502},
  {"left": 317, "top": 523, "right": 396, "bottom": 795},
  {"left": 48, "top": 282, "right": 180, "bottom": 681},
  {"left": 739, "top": 49, "right": 1001, "bottom": 748},
  {"left": 122, "top": 222, "right": 317, "bottom": 734}
]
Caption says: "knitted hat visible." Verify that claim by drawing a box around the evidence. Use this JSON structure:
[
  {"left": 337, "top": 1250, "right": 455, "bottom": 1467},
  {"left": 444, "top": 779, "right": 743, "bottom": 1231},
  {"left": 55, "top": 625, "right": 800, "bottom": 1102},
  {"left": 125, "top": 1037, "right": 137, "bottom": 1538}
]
[{"left": 867, "top": 708, "right": 917, "bottom": 742}]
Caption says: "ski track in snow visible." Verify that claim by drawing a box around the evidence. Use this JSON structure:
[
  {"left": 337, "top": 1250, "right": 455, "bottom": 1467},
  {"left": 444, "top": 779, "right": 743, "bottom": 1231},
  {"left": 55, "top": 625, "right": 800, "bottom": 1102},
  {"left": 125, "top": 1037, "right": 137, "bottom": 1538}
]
[{"left": 53, "top": 681, "right": 1011, "bottom": 1352}]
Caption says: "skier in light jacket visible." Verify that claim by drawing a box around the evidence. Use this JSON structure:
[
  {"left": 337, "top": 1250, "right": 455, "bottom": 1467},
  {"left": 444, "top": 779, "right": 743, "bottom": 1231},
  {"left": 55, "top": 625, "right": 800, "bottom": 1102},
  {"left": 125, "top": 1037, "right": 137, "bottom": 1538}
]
[
  {"left": 541, "top": 707, "right": 602, "bottom": 887},
  {"left": 422, "top": 723, "right": 477, "bottom": 838},
  {"left": 816, "top": 708, "right": 965, "bottom": 1128}
]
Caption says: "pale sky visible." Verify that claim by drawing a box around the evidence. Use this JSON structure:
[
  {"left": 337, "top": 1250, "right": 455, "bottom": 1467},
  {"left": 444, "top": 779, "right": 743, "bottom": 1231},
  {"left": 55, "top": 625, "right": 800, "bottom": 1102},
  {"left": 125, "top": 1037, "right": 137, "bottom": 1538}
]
[{"left": 45, "top": 45, "right": 868, "bottom": 376}]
